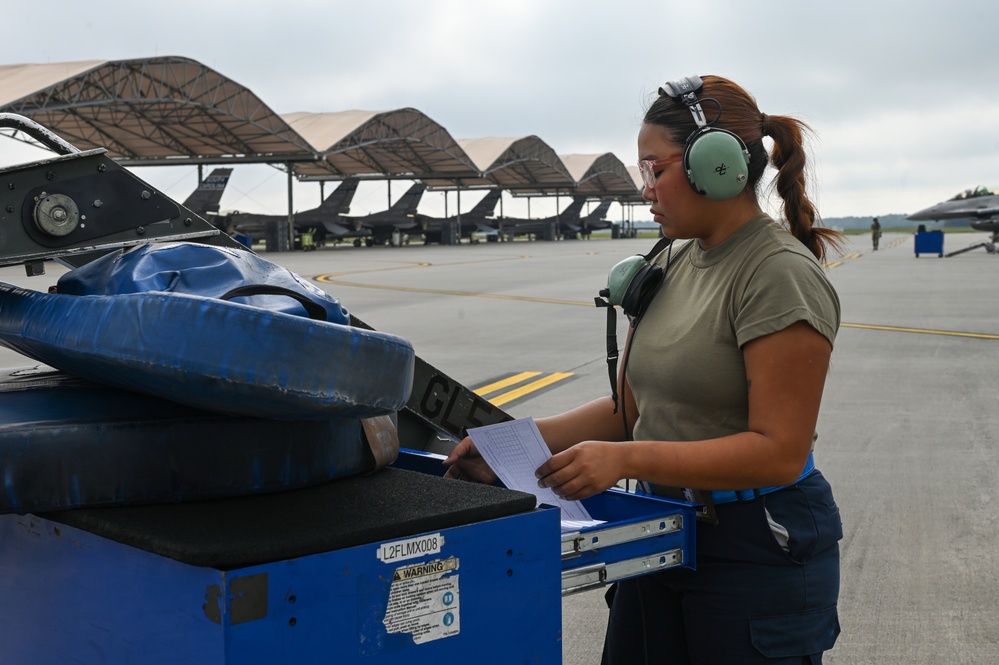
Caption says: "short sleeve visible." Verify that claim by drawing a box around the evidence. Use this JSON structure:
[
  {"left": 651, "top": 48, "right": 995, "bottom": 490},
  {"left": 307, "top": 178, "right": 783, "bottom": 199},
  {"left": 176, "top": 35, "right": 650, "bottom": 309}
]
[{"left": 734, "top": 250, "right": 840, "bottom": 348}]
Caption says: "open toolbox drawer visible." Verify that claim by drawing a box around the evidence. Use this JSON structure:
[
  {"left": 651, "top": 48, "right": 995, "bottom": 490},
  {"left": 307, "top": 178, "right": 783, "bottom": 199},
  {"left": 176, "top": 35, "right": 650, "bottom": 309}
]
[
  {"left": 562, "top": 489, "right": 696, "bottom": 595},
  {"left": 393, "top": 449, "right": 697, "bottom": 596}
]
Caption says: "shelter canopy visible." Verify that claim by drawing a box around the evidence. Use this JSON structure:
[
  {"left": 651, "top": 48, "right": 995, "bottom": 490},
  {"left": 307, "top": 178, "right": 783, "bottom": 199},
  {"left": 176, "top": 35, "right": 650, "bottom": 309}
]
[
  {"left": 0, "top": 57, "right": 313, "bottom": 161},
  {"left": 286, "top": 110, "right": 478, "bottom": 180},
  {"left": 558, "top": 153, "right": 637, "bottom": 198},
  {"left": 0, "top": 56, "right": 642, "bottom": 201},
  {"left": 423, "top": 136, "right": 574, "bottom": 191}
]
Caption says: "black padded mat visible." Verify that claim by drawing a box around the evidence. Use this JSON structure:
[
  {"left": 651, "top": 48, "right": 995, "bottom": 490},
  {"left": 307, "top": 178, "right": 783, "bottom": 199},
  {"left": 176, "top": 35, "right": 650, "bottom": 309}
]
[
  {"left": 0, "top": 366, "right": 374, "bottom": 514},
  {"left": 43, "top": 467, "right": 538, "bottom": 569}
]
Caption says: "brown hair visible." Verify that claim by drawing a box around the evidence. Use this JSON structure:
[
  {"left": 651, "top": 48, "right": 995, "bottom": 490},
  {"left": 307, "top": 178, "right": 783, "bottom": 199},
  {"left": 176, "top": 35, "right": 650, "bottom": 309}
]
[{"left": 644, "top": 75, "right": 843, "bottom": 262}]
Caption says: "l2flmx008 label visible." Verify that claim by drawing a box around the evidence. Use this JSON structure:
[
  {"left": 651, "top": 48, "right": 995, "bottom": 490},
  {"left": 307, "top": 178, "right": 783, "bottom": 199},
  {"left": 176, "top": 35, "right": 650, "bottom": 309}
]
[{"left": 376, "top": 533, "right": 444, "bottom": 564}]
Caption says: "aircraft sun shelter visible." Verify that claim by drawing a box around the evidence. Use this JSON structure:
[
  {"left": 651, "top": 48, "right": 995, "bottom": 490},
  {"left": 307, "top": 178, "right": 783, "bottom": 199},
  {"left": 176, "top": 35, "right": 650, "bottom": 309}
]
[{"left": 0, "top": 56, "right": 644, "bottom": 248}]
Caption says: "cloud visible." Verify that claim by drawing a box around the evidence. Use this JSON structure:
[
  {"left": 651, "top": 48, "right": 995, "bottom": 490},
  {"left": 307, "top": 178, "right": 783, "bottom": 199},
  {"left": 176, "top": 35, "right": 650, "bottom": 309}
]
[{"left": 2, "top": 0, "right": 998, "bottom": 218}]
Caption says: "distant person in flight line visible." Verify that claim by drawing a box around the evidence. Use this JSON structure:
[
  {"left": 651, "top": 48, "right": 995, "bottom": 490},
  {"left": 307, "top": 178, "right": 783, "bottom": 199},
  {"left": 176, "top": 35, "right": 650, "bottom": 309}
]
[
  {"left": 445, "top": 73, "right": 845, "bottom": 664},
  {"left": 871, "top": 217, "right": 882, "bottom": 250}
]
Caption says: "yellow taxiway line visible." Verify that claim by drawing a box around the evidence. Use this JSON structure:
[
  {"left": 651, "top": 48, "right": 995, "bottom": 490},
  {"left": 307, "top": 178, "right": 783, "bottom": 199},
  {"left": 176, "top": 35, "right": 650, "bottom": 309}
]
[
  {"left": 474, "top": 372, "right": 574, "bottom": 407},
  {"left": 316, "top": 237, "right": 998, "bottom": 342}
]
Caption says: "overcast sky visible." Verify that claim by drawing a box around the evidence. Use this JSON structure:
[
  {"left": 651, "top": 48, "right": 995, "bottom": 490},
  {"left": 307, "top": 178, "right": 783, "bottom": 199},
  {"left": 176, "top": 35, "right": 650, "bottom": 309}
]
[{"left": 2, "top": 0, "right": 998, "bottom": 221}]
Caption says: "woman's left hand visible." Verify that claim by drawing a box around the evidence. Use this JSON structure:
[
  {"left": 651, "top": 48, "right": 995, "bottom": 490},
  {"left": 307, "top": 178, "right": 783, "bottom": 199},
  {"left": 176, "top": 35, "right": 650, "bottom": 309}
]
[{"left": 535, "top": 441, "right": 623, "bottom": 501}]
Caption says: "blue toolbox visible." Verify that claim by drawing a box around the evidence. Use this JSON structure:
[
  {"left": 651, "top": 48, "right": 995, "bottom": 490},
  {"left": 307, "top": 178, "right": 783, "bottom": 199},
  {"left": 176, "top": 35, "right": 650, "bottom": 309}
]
[
  {"left": 0, "top": 454, "right": 695, "bottom": 665},
  {"left": 0, "top": 468, "right": 561, "bottom": 664},
  {"left": 0, "top": 113, "right": 697, "bottom": 664}
]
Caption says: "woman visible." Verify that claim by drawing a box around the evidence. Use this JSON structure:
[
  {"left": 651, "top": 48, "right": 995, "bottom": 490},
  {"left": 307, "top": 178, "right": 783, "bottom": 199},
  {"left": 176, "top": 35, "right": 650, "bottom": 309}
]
[{"left": 445, "top": 74, "right": 844, "bottom": 664}]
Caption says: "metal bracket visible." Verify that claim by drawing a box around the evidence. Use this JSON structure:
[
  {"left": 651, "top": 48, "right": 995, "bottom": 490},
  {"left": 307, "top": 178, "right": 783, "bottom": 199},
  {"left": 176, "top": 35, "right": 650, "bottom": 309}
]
[
  {"left": 561, "top": 548, "right": 685, "bottom": 596},
  {"left": 361, "top": 415, "right": 401, "bottom": 470},
  {"left": 561, "top": 514, "right": 683, "bottom": 559}
]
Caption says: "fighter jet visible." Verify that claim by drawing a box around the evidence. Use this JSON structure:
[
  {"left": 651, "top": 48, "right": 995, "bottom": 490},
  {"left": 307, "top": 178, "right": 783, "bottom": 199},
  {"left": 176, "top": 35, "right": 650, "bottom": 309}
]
[
  {"left": 416, "top": 189, "right": 502, "bottom": 244},
  {"left": 181, "top": 168, "right": 232, "bottom": 227},
  {"left": 908, "top": 185, "right": 999, "bottom": 254},
  {"left": 223, "top": 178, "right": 362, "bottom": 246},
  {"left": 494, "top": 196, "right": 587, "bottom": 240},
  {"left": 341, "top": 182, "right": 426, "bottom": 246},
  {"left": 562, "top": 199, "right": 613, "bottom": 239}
]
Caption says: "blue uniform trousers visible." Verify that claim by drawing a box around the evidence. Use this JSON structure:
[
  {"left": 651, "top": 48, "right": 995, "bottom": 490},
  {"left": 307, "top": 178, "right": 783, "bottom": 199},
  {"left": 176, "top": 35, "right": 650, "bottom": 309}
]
[{"left": 602, "top": 470, "right": 842, "bottom": 664}]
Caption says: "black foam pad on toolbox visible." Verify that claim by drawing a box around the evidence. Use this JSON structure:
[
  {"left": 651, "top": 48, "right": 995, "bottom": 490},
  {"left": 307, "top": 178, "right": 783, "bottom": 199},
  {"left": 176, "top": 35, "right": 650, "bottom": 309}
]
[
  {"left": 43, "top": 467, "right": 538, "bottom": 569},
  {"left": 0, "top": 366, "right": 374, "bottom": 514}
]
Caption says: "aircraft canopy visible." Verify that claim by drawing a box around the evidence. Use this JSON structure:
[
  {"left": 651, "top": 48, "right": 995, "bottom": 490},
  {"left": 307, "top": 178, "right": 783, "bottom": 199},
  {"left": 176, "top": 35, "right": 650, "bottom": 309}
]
[{"left": 949, "top": 186, "right": 997, "bottom": 201}]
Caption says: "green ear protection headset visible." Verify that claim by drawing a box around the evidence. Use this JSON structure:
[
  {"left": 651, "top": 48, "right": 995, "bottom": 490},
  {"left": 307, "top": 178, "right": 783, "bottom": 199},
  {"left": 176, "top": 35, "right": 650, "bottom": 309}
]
[
  {"left": 599, "top": 236, "right": 672, "bottom": 319},
  {"left": 595, "top": 236, "right": 673, "bottom": 412},
  {"left": 660, "top": 74, "right": 751, "bottom": 202}
]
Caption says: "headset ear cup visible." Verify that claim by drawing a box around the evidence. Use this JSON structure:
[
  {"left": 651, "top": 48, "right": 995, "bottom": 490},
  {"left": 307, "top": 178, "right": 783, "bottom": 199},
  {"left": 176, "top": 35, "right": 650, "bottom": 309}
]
[
  {"left": 621, "top": 263, "right": 663, "bottom": 318},
  {"left": 684, "top": 129, "right": 751, "bottom": 201}
]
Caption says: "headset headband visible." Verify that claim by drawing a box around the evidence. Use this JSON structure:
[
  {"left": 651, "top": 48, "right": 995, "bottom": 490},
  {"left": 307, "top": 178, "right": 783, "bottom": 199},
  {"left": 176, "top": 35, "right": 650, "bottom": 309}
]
[{"left": 661, "top": 75, "right": 708, "bottom": 128}]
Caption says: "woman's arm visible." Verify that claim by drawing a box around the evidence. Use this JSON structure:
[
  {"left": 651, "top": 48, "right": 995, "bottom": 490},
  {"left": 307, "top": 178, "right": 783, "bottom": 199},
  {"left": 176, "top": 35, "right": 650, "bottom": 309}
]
[
  {"left": 536, "top": 321, "right": 831, "bottom": 500},
  {"left": 443, "top": 330, "right": 639, "bottom": 481},
  {"left": 535, "top": 391, "right": 633, "bottom": 454}
]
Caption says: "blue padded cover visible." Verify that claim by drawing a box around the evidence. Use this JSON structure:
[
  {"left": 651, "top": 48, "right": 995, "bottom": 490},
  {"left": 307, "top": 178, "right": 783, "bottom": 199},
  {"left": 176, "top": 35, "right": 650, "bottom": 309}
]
[
  {"left": 57, "top": 242, "right": 351, "bottom": 323},
  {"left": 0, "top": 243, "right": 415, "bottom": 419},
  {"left": 0, "top": 283, "right": 414, "bottom": 419},
  {"left": 0, "top": 366, "right": 374, "bottom": 515}
]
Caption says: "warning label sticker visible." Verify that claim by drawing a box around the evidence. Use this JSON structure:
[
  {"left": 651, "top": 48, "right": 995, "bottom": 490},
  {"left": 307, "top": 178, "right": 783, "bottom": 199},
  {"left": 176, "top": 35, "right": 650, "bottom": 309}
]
[{"left": 383, "top": 556, "right": 460, "bottom": 644}]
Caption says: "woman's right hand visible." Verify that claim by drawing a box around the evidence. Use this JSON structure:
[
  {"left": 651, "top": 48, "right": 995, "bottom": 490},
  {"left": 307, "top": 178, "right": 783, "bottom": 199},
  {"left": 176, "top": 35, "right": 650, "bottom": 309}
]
[{"left": 443, "top": 436, "right": 498, "bottom": 484}]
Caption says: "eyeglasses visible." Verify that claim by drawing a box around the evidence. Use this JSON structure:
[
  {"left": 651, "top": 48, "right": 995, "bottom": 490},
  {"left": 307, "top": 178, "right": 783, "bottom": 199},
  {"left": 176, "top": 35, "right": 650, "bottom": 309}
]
[{"left": 638, "top": 156, "right": 683, "bottom": 189}]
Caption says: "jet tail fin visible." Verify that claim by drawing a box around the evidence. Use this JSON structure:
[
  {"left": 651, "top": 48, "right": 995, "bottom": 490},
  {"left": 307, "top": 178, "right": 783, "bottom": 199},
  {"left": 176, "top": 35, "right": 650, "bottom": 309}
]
[
  {"left": 182, "top": 168, "right": 232, "bottom": 215},
  {"left": 317, "top": 178, "right": 359, "bottom": 214},
  {"left": 467, "top": 189, "right": 502, "bottom": 218},
  {"left": 390, "top": 183, "right": 427, "bottom": 214},
  {"left": 584, "top": 200, "right": 612, "bottom": 221},
  {"left": 559, "top": 196, "right": 587, "bottom": 220}
]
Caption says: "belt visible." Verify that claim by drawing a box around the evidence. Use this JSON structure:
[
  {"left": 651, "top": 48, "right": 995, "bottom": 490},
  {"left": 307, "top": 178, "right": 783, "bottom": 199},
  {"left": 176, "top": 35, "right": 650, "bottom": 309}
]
[{"left": 709, "top": 452, "right": 816, "bottom": 505}]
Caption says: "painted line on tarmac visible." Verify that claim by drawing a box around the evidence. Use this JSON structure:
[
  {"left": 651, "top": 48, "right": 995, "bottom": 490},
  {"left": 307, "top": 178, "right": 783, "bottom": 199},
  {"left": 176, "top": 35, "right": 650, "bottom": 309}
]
[
  {"left": 474, "top": 372, "right": 542, "bottom": 396},
  {"left": 319, "top": 276, "right": 999, "bottom": 340},
  {"left": 315, "top": 275, "right": 592, "bottom": 307},
  {"left": 317, "top": 249, "right": 996, "bottom": 341},
  {"left": 841, "top": 322, "right": 999, "bottom": 340},
  {"left": 830, "top": 240, "right": 998, "bottom": 339},
  {"left": 316, "top": 255, "right": 530, "bottom": 279},
  {"left": 823, "top": 237, "right": 907, "bottom": 267},
  {"left": 317, "top": 262, "right": 432, "bottom": 278},
  {"left": 475, "top": 372, "right": 574, "bottom": 407}
]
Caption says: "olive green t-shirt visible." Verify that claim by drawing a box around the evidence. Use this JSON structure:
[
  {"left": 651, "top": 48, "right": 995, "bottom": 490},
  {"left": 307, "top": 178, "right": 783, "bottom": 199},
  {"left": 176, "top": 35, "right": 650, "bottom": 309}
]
[{"left": 628, "top": 214, "right": 840, "bottom": 444}]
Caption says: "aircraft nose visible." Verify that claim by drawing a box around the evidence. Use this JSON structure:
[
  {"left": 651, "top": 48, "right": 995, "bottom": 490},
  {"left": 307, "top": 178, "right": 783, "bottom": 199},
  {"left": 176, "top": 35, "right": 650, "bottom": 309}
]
[{"left": 907, "top": 205, "right": 938, "bottom": 221}]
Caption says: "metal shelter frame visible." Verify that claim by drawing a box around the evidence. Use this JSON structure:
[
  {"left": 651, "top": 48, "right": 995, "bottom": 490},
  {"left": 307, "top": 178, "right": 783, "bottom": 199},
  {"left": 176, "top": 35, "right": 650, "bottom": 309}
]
[{"left": 0, "top": 56, "right": 644, "bottom": 244}]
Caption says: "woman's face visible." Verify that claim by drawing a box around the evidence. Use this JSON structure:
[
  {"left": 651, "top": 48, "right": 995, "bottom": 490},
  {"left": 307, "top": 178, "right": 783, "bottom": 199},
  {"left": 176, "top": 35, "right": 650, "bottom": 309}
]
[{"left": 637, "top": 123, "right": 712, "bottom": 240}]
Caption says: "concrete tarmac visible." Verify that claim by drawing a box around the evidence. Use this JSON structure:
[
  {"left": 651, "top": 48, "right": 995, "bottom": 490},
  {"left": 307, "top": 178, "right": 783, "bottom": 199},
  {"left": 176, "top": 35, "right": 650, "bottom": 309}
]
[{"left": 1, "top": 229, "right": 997, "bottom": 663}]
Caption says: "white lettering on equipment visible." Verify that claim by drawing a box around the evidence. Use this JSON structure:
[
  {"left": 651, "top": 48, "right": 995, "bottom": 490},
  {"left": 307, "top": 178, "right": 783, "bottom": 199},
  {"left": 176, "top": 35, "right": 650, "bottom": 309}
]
[{"left": 376, "top": 533, "right": 444, "bottom": 564}]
